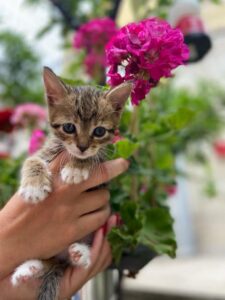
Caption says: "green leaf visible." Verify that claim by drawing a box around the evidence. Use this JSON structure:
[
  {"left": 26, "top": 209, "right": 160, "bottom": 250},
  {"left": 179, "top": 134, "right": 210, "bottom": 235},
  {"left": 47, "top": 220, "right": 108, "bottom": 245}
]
[
  {"left": 164, "top": 107, "right": 196, "bottom": 130},
  {"left": 113, "top": 139, "right": 139, "bottom": 159},
  {"left": 139, "top": 207, "right": 177, "bottom": 258},
  {"left": 108, "top": 227, "right": 136, "bottom": 264},
  {"left": 120, "top": 201, "right": 143, "bottom": 234}
]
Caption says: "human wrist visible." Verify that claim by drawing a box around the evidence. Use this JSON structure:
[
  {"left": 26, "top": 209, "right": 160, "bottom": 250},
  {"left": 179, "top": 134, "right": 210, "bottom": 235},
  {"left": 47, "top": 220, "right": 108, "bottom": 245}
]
[{"left": 0, "top": 207, "right": 26, "bottom": 279}]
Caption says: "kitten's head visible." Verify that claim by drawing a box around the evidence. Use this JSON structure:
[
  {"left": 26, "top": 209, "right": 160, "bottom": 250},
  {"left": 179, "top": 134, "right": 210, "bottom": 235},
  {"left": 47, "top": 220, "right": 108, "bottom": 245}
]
[{"left": 43, "top": 67, "right": 131, "bottom": 160}]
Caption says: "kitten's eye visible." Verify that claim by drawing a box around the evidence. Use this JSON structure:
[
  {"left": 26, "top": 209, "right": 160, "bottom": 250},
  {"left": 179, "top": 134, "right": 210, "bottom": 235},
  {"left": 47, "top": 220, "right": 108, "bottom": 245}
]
[
  {"left": 62, "top": 123, "right": 76, "bottom": 134},
  {"left": 93, "top": 127, "right": 106, "bottom": 137}
]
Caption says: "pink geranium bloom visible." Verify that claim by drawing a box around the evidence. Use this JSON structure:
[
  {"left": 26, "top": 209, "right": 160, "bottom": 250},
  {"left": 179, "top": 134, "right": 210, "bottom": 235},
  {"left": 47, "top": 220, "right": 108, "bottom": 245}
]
[
  {"left": 73, "top": 17, "right": 118, "bottom": 78},
  {"left": 106, "top": 17, "right": 189, "bottom": 105},
  {"left": 73, "top": 17, "right": 118, "bottom": 50},
  {"left": 11, "top": 103, "right": 47, "bottom": 128},
  {"left": 28, "top": 129, "right": 46, "bottom": 155}
]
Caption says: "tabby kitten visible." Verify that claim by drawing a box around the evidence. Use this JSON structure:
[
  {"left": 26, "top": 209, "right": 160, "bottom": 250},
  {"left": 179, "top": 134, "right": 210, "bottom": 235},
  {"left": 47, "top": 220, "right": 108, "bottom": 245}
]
[{"left": 11, "top": 67, "right": 131, "bottom": 300}]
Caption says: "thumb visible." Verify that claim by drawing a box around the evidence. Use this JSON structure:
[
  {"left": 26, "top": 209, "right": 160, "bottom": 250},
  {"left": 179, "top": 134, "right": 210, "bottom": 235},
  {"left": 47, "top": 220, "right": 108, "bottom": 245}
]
[{"left": 48, "top": 151, "right": 70, "bottom": 176}]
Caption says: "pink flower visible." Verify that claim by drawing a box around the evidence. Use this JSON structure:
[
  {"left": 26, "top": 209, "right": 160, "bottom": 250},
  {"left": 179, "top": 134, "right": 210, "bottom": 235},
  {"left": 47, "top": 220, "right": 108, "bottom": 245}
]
[
  {"left": 73, "top": 17, "right": 118, "bottom": 78},
  {"left": 165, "top": 185, "right": 177, "bottom": 196},
  {"left": 213, "top": 140, "right": 225, "bottom": 158},
  {"left": 11, "top": 103, "right": 47, "bottom": 128},
  {"left": 106, "top": 17, "right": 189, "bottom": 105},
  {"left": 112, "top": 129, "right": 124, "bottom": 144},
  {"left": 28, "top": 129, "right": 46, "bottom": 155},
  {"left": 84, "top": 52, "right": 106, "bottom": 77},
  {"left": 73, "top": 17, "right": 118, "bottom": 50}
]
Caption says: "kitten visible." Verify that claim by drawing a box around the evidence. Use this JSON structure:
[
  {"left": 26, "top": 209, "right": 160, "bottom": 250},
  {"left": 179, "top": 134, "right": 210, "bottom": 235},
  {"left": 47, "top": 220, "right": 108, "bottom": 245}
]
[{"left": 11, "top": 67, "right": 131, "bottom": 300}]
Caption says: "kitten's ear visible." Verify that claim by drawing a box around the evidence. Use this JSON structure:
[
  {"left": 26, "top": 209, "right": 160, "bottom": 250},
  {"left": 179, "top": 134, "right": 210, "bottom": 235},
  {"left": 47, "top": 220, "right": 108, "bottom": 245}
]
[
  {"left": 43, "top": 66, "right": 68, "bottom": 106},
  {"left": 106, "top": 82, "right": 132, "bottom": 112}
]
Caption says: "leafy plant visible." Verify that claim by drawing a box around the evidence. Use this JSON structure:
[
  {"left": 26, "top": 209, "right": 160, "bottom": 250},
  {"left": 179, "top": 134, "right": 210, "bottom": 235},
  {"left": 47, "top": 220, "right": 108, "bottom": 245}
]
[
  {"left": 107, "top": 82, "right": 224, "bottom": 263},
  {"left": 0, "top": 156, "right": 24, "bottom": 208},
  {"left": 0, "top": 31, "right": 43, "bottom": 105}
]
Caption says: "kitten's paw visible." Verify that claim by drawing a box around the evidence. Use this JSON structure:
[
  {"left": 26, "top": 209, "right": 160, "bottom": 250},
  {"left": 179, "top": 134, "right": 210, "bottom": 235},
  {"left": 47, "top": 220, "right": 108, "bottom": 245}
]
[
  {"left": 68, "top": 243, "right": 91, "bottom": 268},
  {"left": 81, "top": 168, "right": 89, "bottom": 181},
  {"left": 19, "top": 182, "right": 52, "bottom": 204},
  {"left": 11, "top": 260, "right": 44, "bottom": 286},
  {"left": 61, "top": 167, "right": 89, "bottom": 184}
]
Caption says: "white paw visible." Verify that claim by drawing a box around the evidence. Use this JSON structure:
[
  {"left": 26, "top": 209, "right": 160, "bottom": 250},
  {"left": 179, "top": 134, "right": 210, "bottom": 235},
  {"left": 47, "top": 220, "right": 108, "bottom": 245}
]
[
  {"left": 81, "top": 168, "right": 89, "bottom": 180},
  {"left": 11, "top": 260, "right": 44, "bottom": 286},
  {"left": 61, "top": 167, "right": 89, "bottom": 184},
  {"left": 19, "top": 184, "right": 52, "bottom": 204},
  {"left": 68, "top": 243, "right": 91, "bottom": 268}
]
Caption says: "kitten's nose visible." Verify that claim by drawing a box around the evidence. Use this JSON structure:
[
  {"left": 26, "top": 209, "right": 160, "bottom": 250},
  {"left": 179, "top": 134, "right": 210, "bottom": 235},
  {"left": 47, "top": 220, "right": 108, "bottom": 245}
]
[{"left": 78, "top": 145, "right": 88, "bottom": 153}]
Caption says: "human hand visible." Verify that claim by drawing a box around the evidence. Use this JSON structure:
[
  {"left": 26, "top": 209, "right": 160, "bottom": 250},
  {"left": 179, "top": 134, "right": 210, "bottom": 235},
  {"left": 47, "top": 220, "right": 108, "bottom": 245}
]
[
  {"left": 0, "top": 154, "right": 129, "bottom": 279},
  {"left": 0, "top": 215, "right": 117, "bottom": 300}
]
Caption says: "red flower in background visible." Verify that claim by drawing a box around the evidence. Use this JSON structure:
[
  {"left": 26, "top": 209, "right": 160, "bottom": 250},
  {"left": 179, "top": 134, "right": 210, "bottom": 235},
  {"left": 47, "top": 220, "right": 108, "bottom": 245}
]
[
  {"left": 213, "top": 140, "right": 225, "bottom": 158},
  {"left": 106, "top": 17, "right": 189, "bottom": 105},
  {"left": 0, "top": 108, "right": 14, "bottom": 133},
  {"left": 0, "top": 152, "right": 10, "bottom": 159}
]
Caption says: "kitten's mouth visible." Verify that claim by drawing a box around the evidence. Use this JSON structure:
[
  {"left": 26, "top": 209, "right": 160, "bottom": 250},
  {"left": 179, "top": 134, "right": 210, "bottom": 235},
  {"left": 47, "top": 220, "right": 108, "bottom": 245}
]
[
  {"left": 66, "top": 148, "right": 97, "bottom": 160},
  {"left": 73, "top": 152, "right": 92, "bottom": 159}
]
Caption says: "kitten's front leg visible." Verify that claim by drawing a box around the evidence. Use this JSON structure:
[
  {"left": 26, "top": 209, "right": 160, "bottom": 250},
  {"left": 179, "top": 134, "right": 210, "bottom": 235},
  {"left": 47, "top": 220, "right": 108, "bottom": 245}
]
[
  {"left": 19, "top": 157, "right": 52, "bottom": 203},
  {"left": 61, "top": 161, "right": 90, "bottom": 184}
]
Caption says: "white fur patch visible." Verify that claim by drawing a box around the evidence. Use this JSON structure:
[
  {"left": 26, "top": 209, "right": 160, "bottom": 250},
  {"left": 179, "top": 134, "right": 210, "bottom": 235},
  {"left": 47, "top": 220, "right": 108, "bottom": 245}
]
[
  {"left": 19, "top": 184, "right": 52, "bottom": 204},
  {"left": 11, "top": 259, "right": 44, "bottom": 286},
  {"left": 81, "top": 168, "right": 89, "bottom": 180},
  {"left": 68, "top": 243, "right": 91, "bottom": 268},
  {"left": 61, "top": 167, "right": 89, "bottom": 184}
]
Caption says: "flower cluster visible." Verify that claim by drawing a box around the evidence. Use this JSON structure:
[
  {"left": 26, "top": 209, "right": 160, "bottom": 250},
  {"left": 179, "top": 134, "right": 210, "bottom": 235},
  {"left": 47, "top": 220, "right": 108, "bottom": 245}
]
[
  {"left": 106, "top": 17, "right": 189, "bottom": 105},
  {"left": 73, "top": 17, "right": 118, "bottom": 78},
  {"left": 11, "top": 103, "right": 47, "bottom": 128}
]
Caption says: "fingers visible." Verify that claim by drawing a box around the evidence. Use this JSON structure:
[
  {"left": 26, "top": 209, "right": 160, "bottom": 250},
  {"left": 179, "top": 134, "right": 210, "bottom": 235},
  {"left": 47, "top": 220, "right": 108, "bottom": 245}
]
[
  {"left": 77, "top": 205, "right": 111, "bottom": 238},
  {"left": 76, "top": 189, "right": 110, "bottom": 216},
  {"left": 88, "top": 215, "right": 118, "bottom": 278},
  {"left": 80, "top": 158, "right": 129, "bottom": 191},
  {"left": 49, "top": 151, "right": 70, "bottom": 175},
  {"left": 59, "top": 215, "right": 118, "bottom": 299},
  {"left": 90, "top": 227, "right": 104, "bottom": 261}
]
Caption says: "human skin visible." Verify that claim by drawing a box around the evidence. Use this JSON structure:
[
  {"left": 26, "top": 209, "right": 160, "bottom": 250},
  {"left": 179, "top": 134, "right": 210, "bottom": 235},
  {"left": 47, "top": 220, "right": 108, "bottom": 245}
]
[
  {"left": 0, "top": 216, "right": 117, "bottom": 300},
  {"left": 0, "top": 155, "right": 129, "bottom": 299}
]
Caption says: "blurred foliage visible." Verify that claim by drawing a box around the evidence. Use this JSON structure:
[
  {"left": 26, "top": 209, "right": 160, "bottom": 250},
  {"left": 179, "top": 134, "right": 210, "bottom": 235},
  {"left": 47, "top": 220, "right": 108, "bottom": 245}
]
[
  {"left": 25, "top": 0, "right": 117, "bottom": 37},
  {"left": 0, "top": 31, "right": 43, "bottom": 105},
  {"left": 130, "top": 0, "right": 174, "bottom": 20},
  {"left": 0, "top": 156, "right": 24, "bottom": 208}
]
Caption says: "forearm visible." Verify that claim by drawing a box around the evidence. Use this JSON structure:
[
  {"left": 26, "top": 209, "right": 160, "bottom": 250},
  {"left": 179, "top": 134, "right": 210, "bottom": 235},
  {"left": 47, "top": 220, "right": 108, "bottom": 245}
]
[
  {"left": 0, "top": 275, "right": 39, "bottom": 300},
  {"left": 0, "top": 199, "right": 28, "bottom": 279}
]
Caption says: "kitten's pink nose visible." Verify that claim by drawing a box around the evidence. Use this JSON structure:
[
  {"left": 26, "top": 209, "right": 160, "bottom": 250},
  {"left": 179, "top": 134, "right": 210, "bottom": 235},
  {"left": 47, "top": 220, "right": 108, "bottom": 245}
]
[{"left": 78, "top": 145, "right": 88, "bottom": 153}]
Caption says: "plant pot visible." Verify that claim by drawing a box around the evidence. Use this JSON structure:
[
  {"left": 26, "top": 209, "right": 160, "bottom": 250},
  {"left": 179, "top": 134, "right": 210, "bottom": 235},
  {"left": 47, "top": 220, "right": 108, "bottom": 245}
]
[{"left": 110, "top": 245, "right": 157, "bottom": 275}]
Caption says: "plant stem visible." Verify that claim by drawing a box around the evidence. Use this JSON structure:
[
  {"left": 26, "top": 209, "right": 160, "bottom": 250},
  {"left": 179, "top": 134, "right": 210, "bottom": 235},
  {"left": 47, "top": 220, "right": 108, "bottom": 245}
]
[{"left": 130, "top": 106, "right": 139, "bottom": 201}]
